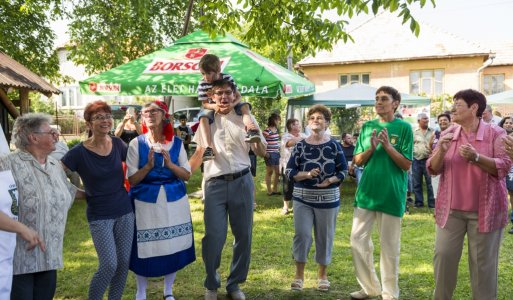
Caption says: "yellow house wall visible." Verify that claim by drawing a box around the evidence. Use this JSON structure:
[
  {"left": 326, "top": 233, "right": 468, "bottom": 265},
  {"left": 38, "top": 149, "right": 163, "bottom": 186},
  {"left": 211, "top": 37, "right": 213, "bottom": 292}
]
[{"left": 301, "top": 57, "right": 487, "bottom": 96}]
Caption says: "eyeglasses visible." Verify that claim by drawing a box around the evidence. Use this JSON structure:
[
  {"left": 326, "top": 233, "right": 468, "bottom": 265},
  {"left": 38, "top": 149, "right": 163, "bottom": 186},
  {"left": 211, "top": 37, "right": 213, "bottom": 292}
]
[
  {"left": 33, "top": 129, "right": 60, "bottom": 137},
  {"left": 91, "top": 114, "right": 113, "bottom": 121},
  {"left": 141, "top": 109, "right": 163, "bottom": 116},
  {"left": 213, "top": 90, "right": 233, "bottom": 96}
]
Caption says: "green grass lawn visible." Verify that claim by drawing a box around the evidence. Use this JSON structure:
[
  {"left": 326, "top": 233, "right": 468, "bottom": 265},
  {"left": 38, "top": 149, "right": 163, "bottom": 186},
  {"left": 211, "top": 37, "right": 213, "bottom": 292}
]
[{"left": 56, "top": 160, "right": 513, "bottom": 299}]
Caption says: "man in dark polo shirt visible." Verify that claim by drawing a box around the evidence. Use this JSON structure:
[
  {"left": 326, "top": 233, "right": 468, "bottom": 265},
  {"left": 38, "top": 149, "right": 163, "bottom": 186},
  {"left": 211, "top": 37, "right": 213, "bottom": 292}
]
[{"left": 341, "top": 132, "right": 355, "bottom": 162}]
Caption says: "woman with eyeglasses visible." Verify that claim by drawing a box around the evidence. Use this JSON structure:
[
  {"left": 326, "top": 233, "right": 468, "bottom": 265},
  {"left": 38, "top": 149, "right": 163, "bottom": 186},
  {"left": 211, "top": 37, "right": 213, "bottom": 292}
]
[
  {"left": 0, "top": 113, "right": 85, "bottom": 300},
  {"left": 427, "top": 90, "right": 512, "bottom": 299},
  {"left": 62, "top": 100, "right": 134, "bottom": 300},
  {"left": 126, "top": 101, "right": 195, "bottom": 300}
]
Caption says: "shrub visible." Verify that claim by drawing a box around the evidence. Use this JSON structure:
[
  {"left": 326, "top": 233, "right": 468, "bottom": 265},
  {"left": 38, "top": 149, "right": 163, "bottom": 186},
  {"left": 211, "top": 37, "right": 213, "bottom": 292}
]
[{"left": 66, "top": 138, "right": 81, "bottom": 149}]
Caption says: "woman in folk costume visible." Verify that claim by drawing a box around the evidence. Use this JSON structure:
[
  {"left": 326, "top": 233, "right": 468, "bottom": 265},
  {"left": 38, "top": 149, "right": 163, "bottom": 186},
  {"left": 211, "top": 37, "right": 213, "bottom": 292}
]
[{"left": 127, "top": 101, "right": 195, "bottom": 300}]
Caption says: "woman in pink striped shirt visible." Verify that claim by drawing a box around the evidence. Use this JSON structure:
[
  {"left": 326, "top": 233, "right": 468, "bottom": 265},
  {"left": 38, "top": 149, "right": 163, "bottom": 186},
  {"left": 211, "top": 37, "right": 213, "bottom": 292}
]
[{"left": 427, "top": 89, "right": 512, "bottom": 300}]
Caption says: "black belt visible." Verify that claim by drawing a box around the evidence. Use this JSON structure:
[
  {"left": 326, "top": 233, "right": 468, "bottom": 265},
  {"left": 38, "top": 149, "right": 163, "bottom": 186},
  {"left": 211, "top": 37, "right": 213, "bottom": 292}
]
[{"left": 210, "top": 168, "right": 250, "bottom": 181}]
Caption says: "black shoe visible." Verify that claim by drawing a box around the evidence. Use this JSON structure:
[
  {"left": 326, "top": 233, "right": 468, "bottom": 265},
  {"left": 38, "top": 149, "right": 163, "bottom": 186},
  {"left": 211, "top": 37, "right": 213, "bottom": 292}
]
[
  {"left": 202, "top": 147, "right": 215, "bottom": 161},
  {"left": 509, "top": 227, "right": 513, "bottom": 234},
  {"left": 414, "top": 203, "right": 424, "bottom": 208}
]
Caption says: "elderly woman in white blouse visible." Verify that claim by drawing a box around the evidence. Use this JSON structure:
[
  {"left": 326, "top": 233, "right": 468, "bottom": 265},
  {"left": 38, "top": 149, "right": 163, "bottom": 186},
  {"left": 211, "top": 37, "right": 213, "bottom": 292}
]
[{"left": 0, "top": 113, "right": 84, "bottom": 300}]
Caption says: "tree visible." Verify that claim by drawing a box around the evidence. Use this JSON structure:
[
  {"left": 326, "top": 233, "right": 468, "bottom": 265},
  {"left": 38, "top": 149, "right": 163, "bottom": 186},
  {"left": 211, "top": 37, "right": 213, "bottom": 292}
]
[
  {"left": 29, "top": 93, "right": 55, "bottom": 114},
  {"left": 430, "top": 94, "right": 453, "bottom": 117},
  {"left": 66, "top": 0, "right": 192, "bottom": 74},
  {"left": 2, "top": 0, "right": 435, "bottom": 84},
  {"left": 246, "top": 96, "right": 287, "bottom": 130},
  {"left": 0, "top": 0, "right": 62, "bottom": 81},
  {"left": 331, "top": 107, "right": 360, "bottom": 136},
  {"left": 198, "top": 0, "right": 435, "bottom": 63}
]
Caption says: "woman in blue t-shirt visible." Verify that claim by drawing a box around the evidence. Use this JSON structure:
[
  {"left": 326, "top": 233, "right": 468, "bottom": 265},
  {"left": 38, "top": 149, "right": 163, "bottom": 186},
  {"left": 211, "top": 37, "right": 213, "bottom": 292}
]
[
  {"left": 62, "top": 101, "right": 134, "bottom": 300},
  {"left": 127, "top": 101, "right": 195, "bottom": 300}
]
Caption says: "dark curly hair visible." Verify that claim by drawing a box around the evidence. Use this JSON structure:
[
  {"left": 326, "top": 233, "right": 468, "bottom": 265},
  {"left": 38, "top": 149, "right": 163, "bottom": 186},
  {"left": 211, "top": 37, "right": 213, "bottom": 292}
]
[{"left": 453, "top": 89, "right": 486, "bottom": 118}]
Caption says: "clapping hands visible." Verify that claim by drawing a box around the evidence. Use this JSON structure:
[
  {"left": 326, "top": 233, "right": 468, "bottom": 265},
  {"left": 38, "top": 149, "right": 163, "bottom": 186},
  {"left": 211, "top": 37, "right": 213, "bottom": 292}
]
[
  {"left": 438, "top": 133, "right": 453, "bottom": 153},
  {"left": 370, "top": 128, "right": 391, "bottom": 150}
]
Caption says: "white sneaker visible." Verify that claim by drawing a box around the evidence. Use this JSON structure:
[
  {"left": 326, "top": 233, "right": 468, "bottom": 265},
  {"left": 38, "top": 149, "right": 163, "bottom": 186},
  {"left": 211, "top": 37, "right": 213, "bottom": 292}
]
[{"left": 350, "top": 290, "right": 380, "bottom": 299}]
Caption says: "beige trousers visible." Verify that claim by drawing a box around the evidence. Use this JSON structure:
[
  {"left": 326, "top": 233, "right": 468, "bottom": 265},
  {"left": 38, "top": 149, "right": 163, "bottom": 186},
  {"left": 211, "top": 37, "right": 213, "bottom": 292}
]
[
  {"left": 433, "top": 210, "right": 503, "bottom": 300},
  {"left": 350, "top": 207, "right": 402, "bottom": 299}
]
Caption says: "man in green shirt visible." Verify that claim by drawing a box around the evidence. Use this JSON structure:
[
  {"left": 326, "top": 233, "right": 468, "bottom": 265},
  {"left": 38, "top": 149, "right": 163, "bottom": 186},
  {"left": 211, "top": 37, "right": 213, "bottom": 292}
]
[{"left": 349, "top": 86, "right": 413, "bottom": 300}]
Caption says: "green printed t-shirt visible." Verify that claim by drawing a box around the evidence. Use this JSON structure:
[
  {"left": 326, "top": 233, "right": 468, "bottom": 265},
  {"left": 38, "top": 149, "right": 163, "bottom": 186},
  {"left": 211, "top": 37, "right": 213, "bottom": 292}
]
[{"left": 353, "top": 118, "right": 413, "bottom": 217}]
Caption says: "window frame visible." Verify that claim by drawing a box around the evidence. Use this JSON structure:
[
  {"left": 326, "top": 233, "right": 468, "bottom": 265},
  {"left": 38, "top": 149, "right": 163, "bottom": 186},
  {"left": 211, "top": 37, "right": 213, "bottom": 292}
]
[
  {"left": 482, "top": 73, "right": 505, "bottom": 95},
  {"left": 339, "top": 73, "right": 370, "bottom": 86},
  {"left": 409, "top": 69, "right": 445, "bottom": 96}
]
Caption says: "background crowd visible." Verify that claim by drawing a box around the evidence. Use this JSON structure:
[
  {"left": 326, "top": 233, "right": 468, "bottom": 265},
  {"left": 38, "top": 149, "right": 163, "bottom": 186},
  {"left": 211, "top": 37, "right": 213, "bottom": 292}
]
[{"left": 1, "top": 80, "right": 513, "bottom": 300}]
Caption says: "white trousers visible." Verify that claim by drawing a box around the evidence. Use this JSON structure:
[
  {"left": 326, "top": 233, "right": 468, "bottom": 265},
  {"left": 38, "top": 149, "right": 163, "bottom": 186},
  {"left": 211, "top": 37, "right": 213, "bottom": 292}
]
[{"left": 350, "top": 207, "right": 402, "bottom": 299}]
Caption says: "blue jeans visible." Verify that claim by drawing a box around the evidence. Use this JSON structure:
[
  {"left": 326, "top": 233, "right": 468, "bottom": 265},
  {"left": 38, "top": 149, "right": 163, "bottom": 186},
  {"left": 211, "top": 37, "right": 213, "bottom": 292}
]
[
  {"left": 354, "top": 166, "right": 364, "bottom": 185},
  {"left": 412, "top": 158, "right": 435, "bottom": 207}
]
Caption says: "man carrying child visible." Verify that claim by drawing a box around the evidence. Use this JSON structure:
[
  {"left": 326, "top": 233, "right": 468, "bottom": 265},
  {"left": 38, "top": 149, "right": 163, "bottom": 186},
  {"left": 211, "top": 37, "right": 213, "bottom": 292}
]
[{"left": 196, "top": 54, "right": 260, "bottom": 161}]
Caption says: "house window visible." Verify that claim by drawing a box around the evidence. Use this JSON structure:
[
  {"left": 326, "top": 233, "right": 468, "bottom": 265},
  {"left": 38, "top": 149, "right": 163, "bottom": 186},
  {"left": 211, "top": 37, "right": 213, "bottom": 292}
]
[
  {"left": 60, "top": 86, "right": 83, "bottom": 108},
  {"left": 340, "top": 73, "right": 370, "bottom": 86},
  {"left": 483, "top": 74, "right": 505, "bottom": 95},
  {"left": 410, "top": 69, "right": 444, "bottom": 96}
]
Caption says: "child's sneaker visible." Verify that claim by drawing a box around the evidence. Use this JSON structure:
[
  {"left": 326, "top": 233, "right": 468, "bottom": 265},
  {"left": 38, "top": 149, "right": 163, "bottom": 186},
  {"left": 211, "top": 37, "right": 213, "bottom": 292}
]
[
  {"left": 245, "top": 130, "right": 261, "bottom": 143},
  {"left": 202, "top": 147, "right": 215, "bottom": 161}
]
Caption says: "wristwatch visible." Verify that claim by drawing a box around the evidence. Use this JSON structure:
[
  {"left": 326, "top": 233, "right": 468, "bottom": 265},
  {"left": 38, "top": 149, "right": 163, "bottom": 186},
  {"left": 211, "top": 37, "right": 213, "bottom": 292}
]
[{"left": 474, "top": 153, "right": 480, "bottom": 163}]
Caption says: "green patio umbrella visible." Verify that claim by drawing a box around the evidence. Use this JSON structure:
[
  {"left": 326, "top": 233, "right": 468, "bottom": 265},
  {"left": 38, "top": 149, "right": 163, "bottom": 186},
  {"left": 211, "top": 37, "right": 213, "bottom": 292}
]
[{"left": 79, "top": 31, "right": 315, "bottom": 98}]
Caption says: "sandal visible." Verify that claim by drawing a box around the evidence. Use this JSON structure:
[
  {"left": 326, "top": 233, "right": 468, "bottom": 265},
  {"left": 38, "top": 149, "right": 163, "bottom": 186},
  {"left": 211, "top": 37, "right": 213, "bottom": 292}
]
[
  {"left": 290, "top": 278, "right": 303, "bottom": 291},
  {"left": 281, "top": 208, "right": 289, "bottom": 215},
  {"left": 317, "top": 279, "right": 330, "bottom": 292}
]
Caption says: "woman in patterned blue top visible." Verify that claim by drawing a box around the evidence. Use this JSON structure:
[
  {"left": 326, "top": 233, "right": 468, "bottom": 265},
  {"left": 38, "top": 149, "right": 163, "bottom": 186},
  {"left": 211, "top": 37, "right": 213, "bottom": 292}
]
[{"left": 285, "top": 104, "right": 347, "bottom": 292}]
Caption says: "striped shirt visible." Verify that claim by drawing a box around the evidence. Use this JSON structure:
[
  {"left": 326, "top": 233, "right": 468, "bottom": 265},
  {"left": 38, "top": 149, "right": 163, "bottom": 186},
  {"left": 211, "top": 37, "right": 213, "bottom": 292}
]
[
  {"left": 197, "top": 73, "right": 238, "bottom": 103},
  {"left": 263, "top": 127, "right": 280, "bottom": 153}
]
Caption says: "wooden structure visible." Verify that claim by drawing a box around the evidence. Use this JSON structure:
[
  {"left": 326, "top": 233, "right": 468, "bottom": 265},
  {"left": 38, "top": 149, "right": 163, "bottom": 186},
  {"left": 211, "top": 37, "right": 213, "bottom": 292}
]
[{"left": 0, "top": 51, "right": 61, "bottom": 142}]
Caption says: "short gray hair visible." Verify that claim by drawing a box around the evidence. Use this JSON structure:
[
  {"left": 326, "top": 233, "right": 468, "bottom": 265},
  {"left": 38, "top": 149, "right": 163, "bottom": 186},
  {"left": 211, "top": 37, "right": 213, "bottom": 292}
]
[
  {"left": 485, "top": 105, "right": 493, "bottom": 113},
  {"left": 417, "top": 113, "right": 428, "bottom": 120},
  {"left": 11, "top": 113, "right": 53, "bottom": 150}
]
